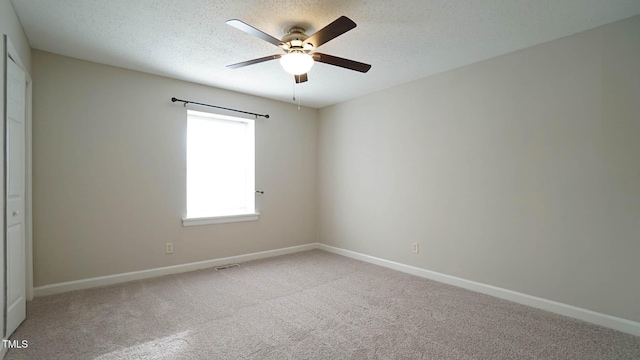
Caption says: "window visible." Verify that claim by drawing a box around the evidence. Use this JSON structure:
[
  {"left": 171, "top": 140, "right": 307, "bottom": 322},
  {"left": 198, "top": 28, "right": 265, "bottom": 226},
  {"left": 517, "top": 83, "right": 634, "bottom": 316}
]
[{"left": 182, "top": 110, "right": 258, "bottom": 226}]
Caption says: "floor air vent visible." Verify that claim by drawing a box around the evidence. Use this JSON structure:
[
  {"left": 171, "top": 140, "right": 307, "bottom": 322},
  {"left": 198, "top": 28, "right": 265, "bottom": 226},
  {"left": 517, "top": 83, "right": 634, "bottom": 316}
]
[{"left": 214, "top": 263, "right": 240, "bottom": 270}]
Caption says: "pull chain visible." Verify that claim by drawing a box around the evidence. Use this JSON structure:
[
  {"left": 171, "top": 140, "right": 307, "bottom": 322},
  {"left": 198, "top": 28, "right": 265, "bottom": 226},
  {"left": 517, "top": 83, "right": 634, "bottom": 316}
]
[{"left": 292, "top": 79, "right": 301, "bottom": 110}]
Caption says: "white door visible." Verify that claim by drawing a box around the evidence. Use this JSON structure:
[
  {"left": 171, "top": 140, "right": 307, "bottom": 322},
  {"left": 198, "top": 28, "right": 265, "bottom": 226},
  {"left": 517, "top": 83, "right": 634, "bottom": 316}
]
[{"left": 5, "top": 55, "right": 26, "bottom": 336}]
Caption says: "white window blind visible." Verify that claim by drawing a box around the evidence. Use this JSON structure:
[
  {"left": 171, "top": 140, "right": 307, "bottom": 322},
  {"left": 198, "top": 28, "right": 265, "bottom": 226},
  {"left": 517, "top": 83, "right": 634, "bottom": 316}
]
[{"left": 184, "top": 110, "right": 256, "bottom": 224}]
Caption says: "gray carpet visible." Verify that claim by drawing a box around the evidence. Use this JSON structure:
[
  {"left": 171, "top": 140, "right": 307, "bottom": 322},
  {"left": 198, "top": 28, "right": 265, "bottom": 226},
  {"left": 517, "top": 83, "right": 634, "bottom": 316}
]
[{"left": 6, "top": 250, "right": 640, "bottom": 359}]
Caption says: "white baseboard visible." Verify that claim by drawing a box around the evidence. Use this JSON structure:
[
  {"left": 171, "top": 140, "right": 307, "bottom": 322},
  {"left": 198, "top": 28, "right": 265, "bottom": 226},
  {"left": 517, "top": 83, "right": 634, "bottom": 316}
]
[
  {"left": 318, "top": 244, "right": 640, "bottom": 337},
  {"left": 33, "top": 243, "right": 319, "bottom": 297}
]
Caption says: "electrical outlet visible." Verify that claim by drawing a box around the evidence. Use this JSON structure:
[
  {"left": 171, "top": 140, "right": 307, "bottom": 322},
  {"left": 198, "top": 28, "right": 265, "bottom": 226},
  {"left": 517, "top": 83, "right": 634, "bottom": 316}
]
[
  {"left": 411, "top": 242, "right": 419, "bottom": 254},
  {"left": 165, "top": 242, "right": 174, "bottom": 254}
]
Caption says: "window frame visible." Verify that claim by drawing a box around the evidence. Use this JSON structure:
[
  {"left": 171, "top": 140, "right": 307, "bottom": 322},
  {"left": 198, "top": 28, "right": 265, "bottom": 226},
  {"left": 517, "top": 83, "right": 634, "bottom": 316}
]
[{"left": 182, "top": 109, "right": 259, "bottom": 226}]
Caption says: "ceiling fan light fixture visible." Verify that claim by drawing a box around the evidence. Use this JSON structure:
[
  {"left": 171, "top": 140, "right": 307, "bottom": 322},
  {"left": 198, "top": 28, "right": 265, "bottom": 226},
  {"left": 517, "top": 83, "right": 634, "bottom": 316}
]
[{"left": 280, "top": 52, "right": 314, "bottom": 75}]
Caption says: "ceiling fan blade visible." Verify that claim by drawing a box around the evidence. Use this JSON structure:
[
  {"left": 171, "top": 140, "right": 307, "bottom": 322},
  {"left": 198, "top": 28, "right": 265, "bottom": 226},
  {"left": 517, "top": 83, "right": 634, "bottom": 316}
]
[
  {"left": 312, "top": 53, "right": 371, "bottom": 73},
  {"left": 227, "top": 54, "right": 282, "bottom": 69},
  {"left": 295, "top": 73, "right": 308, "bottom": 83},
  {"left": 226, "top": 19, "right": 281, "bottom": 47},
  {"left": 304, "top": 16, "right": 356, "bottom": 49}
]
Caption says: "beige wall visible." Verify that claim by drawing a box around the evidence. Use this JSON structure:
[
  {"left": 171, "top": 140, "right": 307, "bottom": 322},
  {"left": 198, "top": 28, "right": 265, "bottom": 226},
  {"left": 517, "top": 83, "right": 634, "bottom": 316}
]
[
  {"left": 1, "top": 0, "right": 31, "bottom": 71},
  {"left": 318, "top": 16, "right": 640, "bottom": 322},
  {"left": 32, "top": 50, "right": 318, "bottom": 286}
]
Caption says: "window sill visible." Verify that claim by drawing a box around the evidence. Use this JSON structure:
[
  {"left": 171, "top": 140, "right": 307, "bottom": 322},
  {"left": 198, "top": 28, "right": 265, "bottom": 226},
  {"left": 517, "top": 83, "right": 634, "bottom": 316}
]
[{"left": 182, "top": 213, "right": 260, "bottom": 227}]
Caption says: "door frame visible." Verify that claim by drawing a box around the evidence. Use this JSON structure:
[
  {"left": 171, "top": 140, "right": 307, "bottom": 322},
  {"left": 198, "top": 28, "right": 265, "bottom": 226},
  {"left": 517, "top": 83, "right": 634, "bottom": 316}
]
[{"left": 3, "top": 35, "right": 33, "bottom": 339}]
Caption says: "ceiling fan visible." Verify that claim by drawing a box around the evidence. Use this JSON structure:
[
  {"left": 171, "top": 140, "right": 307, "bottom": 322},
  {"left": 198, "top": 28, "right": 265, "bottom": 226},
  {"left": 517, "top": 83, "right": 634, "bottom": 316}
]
[{"left": 226, "top": 16, "right": 371, "bottom": 83}]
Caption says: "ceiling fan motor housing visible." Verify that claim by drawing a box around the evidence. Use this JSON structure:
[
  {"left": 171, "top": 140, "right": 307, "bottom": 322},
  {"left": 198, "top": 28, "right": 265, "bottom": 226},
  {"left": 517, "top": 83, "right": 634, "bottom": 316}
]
[{"left": 280, "top": 27, "right": 312, "bottom": 52}]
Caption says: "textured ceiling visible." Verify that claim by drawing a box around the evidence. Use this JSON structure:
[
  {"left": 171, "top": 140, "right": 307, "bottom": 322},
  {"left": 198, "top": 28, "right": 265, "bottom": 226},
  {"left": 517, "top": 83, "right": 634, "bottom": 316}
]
[{"left": 10, "top": 0, "right": 640, "bottom": 108}]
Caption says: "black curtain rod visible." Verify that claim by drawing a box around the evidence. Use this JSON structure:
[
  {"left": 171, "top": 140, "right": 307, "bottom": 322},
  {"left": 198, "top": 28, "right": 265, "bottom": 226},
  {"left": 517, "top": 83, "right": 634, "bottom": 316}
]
[{"left": 171, "top": 97, "right": 269, "bottom": 119}]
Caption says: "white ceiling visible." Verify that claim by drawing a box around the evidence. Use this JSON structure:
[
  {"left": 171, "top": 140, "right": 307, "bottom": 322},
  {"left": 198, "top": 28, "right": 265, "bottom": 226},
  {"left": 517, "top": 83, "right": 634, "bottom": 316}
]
[{"left": 10, "top": 0, "right": 640, "bottom": 108}]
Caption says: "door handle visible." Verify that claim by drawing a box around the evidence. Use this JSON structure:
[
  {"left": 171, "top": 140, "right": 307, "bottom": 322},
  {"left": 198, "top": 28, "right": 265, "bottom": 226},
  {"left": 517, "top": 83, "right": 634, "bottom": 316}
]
[{"left": 12, "top": 211, "right": 19, "bottom": 217}]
